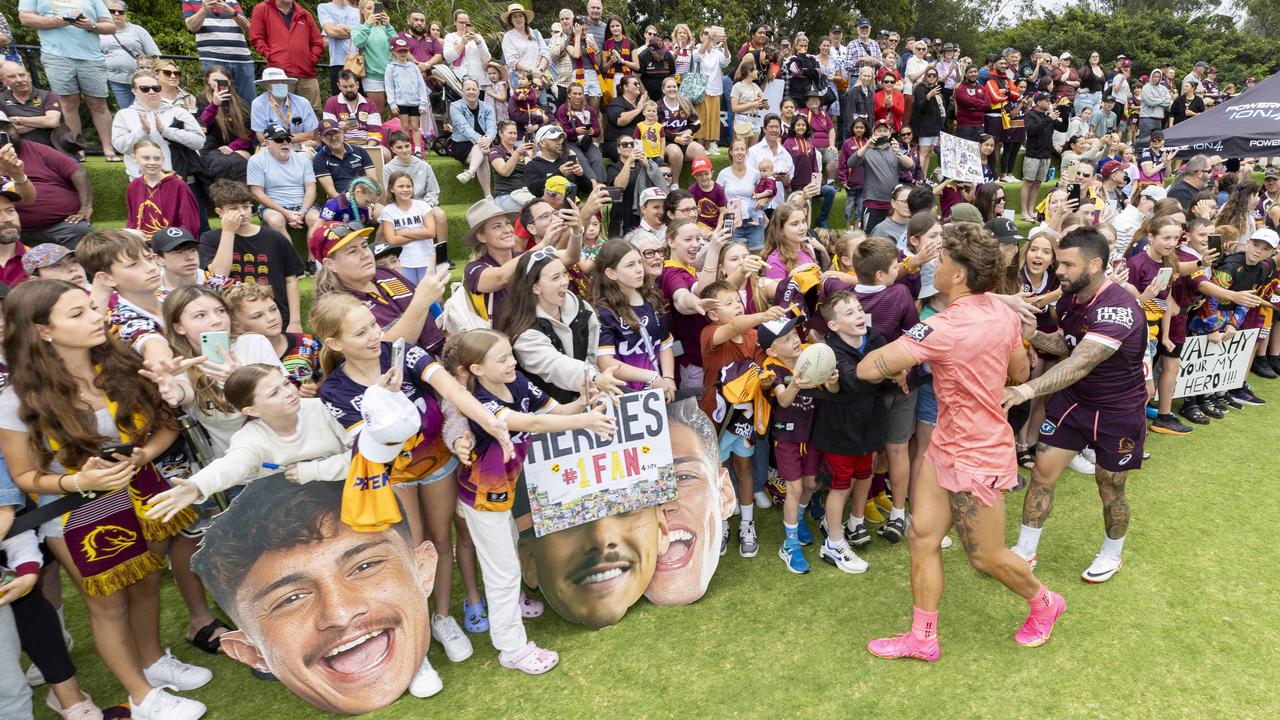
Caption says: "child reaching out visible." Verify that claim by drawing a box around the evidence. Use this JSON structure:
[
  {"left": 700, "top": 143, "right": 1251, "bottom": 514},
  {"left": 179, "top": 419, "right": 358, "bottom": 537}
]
[
  {"left": 441, "top": 328, "right": 617, "bottom": 676},
  {"left": 223, "top": 282, "right": 323, "bottom": 395}
]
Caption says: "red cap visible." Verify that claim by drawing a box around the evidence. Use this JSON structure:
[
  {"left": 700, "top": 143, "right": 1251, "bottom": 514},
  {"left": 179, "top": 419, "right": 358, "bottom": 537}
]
[
  {"left": 1100, "top": 160, "right": 1130, "bottom": 177},
  {"left": 309, "top": 221, "right": 374, "bottom": 261},
  {"left": 691, "top": 156, "right": 713, "bottom": 175}
]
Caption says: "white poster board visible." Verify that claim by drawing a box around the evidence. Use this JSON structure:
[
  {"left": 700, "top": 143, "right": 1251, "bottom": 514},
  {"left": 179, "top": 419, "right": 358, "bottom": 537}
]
[
  {"left": 1174, "top": 328, "right": 1260, "bottom": 398},
  {"left": 939, "top": 132, "right": 984, "bottom": 184},
  {"left": 523, "top": 390, "right": 676, "bottom": 537}
]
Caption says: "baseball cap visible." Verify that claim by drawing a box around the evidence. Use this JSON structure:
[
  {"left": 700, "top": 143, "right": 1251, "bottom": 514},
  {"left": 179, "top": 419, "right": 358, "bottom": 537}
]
[
  {"left": 1032, "top": 91, "right": 1051, "bottom": 103},
  {"left": 639, "top": 187, "right": 667, "bottom": 205},
  {"left": 878, "top": 29, "right": 890, "bottom": 37},
  {"left": 309, "top": 220, "right": 374, "bottom": 260},
  {"left": 534, "top": 124, "right": 565, "bottom": 143},
  {"left": 544, "top": 175, "right": 571, "bottom": 196},
  {"left": 151, "top": 226, "right": 199, "bottom": 253},
  {"left": 1002, "top": 47, "right": 1017, "bottom": 57},
  {"left": 857, "top": 17, "right": 871, "bottom": 28},
  {"left": 1140, "top": 185, "right": 1167, "bottom": 201},
  {"left": 1059, "top": 51, "right": 1072, "bottom": 60},
  {"left": 0, "top": 179, "right": 20, "bottom": 203},
  {"left": 691, "top": 156, "right": 713, "bottom": 175},
  {"left": 1252, "top": 228, "right": 1279, "bottom": 249},
  {"left": 1195, "top": 60, "right": 1208, "bottom": 68},
  {"left": 357, "top": 385, "right": 420, "bottom": 464},
  {"left": 757, "top": 316, "right": 799, "bottom": 351},
  {"left": 985, "top": 217, "right": 1026, "bottom": 245},
  {"left": 370, "top": 240, "right": 402, "bottom": 258},
  {"left": 949, "top": 203, "right": 983, "bottom": 224},
  {"left": 829, "top": 24, "right": 843, "bottom": 33},
  {"left": 1100, "top": 160, "right": 1130, "bottom": 178},
  {"left": 391, "top": 36, "right": 410, "bottom": 51},
  {"left": 1264, "top": 167, "right": 1280, "bottom": 180},
  {"left": 1150, "top": 130, "right": 1164, "bottom": 140},
  {"left": 21, "top": 244, "right": 73, "bottom": 276},
  {"left": 319, "top": 118, "right": 342, "bottom": 135},
  {"left": 263, "top": 122, "right": 292, "bottom": 142}
]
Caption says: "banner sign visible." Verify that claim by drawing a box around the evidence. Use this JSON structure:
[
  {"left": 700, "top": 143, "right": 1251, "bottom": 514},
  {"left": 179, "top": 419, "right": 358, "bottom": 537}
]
[
  {"left": 524, "top": 390, "right": 676, "bottom": 537},
  {"left": 939, "top": 132, "right": 984, "bottom": 184},
  {"left": 1174, "top": 329, "right": 1260, "bottom": 397}
]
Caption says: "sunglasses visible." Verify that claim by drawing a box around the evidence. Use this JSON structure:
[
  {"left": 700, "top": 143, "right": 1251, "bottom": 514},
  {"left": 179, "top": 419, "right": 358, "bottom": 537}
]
[
  {"left": 109, "top": 8, "right": 126, "bottom": 15},
  {"left": 159, "top": 69, "right": 180, "bottom": 77},
  {"left": 135, "top": 85, "right": 161, "bottom": 93},
  {"left": 995, "top": 195, "right": 1007, "bottom": 201},
  {"left": 523, "top": 246, "right": 558, "bottom": 274}
]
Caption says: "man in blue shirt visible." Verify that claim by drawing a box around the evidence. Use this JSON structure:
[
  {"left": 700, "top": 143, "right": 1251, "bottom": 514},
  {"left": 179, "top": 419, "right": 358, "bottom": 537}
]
[{"left": 250, "top": 67, "right": 319, "bottom": 147}]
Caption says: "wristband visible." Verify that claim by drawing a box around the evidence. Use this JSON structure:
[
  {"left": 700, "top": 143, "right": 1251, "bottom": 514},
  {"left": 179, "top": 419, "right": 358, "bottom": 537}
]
[
  {"left": 56, "top": 474, "right": 68, "bottom": 493},
  {"left": 14, "top": 562, "right": 41, "bottom": 578}
]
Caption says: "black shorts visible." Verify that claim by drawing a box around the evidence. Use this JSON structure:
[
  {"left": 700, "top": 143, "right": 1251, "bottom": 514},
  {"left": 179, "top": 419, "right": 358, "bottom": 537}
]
[
  {"left": 1157, "top": 340, "right": 1184, "bottom": 359},
  {"left": 1040, "top": 394, "right": 1146, "bottom": 473},
  {"left": 396, "top": 105, "right": 421, "bottom": 117},
  {"left": 448, "top": 139, "right": 474, "bottom": 163}
]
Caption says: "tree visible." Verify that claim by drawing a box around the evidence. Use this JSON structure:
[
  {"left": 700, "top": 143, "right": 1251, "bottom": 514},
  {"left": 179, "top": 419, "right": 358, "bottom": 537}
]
[
  {"left": 1243, "top": 0, "right": 1280, "bottom": 37},
  {"left": 910, "top": 0, "right": 999, "bottom": 58}
]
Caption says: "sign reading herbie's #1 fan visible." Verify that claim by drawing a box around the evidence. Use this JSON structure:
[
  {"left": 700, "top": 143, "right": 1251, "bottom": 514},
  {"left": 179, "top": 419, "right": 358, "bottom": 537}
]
[
  {"left": 523, "top": 390, "right": 676, "bottom": 537},
  {"left": 1174, "top": 328, "right": 1260, "bottom": 398}
]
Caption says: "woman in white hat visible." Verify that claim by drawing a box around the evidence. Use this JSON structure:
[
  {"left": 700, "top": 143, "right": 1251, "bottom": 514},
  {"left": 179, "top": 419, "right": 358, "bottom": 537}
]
[{"left": 500, "top": 3, "right": 547, "bottom": 90}]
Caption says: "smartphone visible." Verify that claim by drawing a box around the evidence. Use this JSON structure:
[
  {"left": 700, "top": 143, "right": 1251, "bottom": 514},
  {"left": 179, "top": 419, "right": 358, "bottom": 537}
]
[
  {"left": 605, "top": 186, "right": 624, "bottom": 204},
  {"left": 563, "top": 181, "right": 577, "bottom": 197},
  {"left": 391, "top": 337, "right": 406, "bottom": 369},
  {"left": 722, "top": 211, "right": 736, "bottom": 228},
  {"left": 0, "top": 131, "right": 9, "bottom": 148},
  {"left": 1208, "top": 233, "right": 1223, "bottom": 255},
  {"left": 1067, "top": 183, "right": 1082, "bottom": 205},
  {"left": 200, "top": 330, "right": 230, "bottom": 364},
  {"left": 1155, "top": 267, "right": 1174, "bottom": 289},
  {"left": 99, "top": 442, "right": 135, "bottom": 461},
  {"left": 373, "top": 1, "right": 384, "bottom": 14},
  {"left": 215, "top": 78, "right": 229, "bottom": 92}
]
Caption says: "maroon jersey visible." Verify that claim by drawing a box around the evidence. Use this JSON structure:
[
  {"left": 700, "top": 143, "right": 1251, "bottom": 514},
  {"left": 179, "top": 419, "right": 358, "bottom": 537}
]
[{"left": 1054, "top": 280, "right": 1147, "bottom": 413}]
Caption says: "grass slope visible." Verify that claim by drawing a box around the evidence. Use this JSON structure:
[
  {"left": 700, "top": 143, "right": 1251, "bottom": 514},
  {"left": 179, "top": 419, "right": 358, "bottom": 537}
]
[{"left": 31, "top": 374, "right": 1280, "bottom": 720}]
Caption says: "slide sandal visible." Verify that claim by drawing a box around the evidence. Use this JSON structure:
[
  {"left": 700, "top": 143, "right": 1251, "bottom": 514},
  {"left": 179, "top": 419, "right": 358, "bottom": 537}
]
[
  {"left": 498, "top": 642, "right": 559, "bottom": 675},
  {"left": 187, "top": 618, "right": 233, "bottom": 654}
]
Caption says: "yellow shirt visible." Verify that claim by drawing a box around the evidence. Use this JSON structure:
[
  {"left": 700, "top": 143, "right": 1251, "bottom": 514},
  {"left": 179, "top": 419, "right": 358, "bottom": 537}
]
[{"left": 637, "top": 121, "right": 664, "bottom": 159}]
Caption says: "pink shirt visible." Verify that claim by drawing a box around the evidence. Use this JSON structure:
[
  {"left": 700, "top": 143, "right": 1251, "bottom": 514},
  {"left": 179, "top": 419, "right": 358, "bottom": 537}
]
[{"left": 898, "top": 293, "right": 1021, "bottom": 475}]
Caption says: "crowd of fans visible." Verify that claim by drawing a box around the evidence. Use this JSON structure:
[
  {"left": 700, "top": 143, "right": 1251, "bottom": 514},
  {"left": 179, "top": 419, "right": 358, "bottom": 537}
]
[{"left": 0, "top": 3, "right": 1277, "bottom": 719}]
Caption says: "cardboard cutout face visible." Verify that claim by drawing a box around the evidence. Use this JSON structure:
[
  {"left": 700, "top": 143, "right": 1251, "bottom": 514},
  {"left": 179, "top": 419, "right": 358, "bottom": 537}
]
[{"left": 195, "top": 478, "right": 436, "bottom": 715}]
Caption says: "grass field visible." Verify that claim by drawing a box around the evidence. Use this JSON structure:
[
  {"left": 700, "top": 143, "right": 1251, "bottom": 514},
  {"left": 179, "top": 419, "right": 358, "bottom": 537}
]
[{"left": 29, "top": 371, "right": 1280, "bottom": 720}]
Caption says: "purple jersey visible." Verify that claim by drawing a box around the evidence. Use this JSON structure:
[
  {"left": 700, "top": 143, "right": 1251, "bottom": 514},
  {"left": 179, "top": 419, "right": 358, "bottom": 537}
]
[
  {"left": 348, "top": 268, "right": 445, "bottom": 355},
  {"left": 853, "top": 283, "right": 919, "bottom": 342},
  {"left": 1054, "top": 281, "right": 1147, "bottom": 413},
  {"left": 597, "top": 302, "right": 674, "bottom": 391},
  {"left": 463, "top": 253, "right": 511, "bottom": 323},
  {"left": 764, "top": 355, "right": 816, "bottom": 443},
  {"left": 320, "top": 343, "right": 451, "bottom": 482},
  {"left": 459, "top": 372, "right": 556, "bottom": 512},
  {"left": 1126, "top": 250, "right": 1172, "bottom": 336},
  {"left": 660, "top": 261, "right": 707, "bottom": 368},
  {"left": 688, "top": 182, "right": 727, "bottom": 230},
  {"left": 1021, "top": 267, "right": 1062, "bottom": 334}
]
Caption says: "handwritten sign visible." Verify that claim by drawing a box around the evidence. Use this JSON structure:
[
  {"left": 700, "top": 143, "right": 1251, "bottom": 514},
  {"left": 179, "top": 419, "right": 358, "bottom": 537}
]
[
  {"left": 939, "top": 132, "right": 984, "bottom": 184},
  {"left": 1174, "top": 329, "right": 1260, "bottom": 398},
  {"left": 524, "top": 390, "right": 675, "bottom": 537}
]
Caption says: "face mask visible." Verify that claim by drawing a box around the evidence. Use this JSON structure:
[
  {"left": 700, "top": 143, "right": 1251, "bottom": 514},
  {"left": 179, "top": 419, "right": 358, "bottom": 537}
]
[{"left": 270, "top": 84, "right": 289, "bottom": 99}]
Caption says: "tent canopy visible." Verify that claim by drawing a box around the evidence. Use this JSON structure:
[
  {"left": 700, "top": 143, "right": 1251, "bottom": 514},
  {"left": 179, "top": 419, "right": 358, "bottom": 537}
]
[{"left": 1162, "top": 71, "right": 1280, "bottom": 158}]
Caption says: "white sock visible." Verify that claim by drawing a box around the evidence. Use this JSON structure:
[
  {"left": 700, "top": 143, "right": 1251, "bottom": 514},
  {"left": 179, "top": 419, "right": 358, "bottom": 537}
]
[
  {"left": 740, "top": 504, "right": 754, "bottom": 523},
  {"left": 1016, "top": 524, "right": 1043, "bottom": 554},
  {"left": 1101, "top": 534, "right": 1126, "bottom": 558},
  {"left": 847, "top": 515, "right": 864, "bottom": 530},
  {"left": 889, "top": 507, "right": 906, "bottom": 522},
  {"left": 825, "top": 538, "right": 847, "bottom": 551},
  {"left": 721, "top": 519, "right": 729, "bottom": 537}
]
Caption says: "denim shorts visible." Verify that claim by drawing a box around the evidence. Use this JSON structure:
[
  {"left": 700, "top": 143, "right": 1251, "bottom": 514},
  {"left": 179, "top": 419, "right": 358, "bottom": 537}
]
[
  {"left": 915, "top": 381, "right": 938, "bottom": 427},
  {"left": 397, "top": 455, "right": 459, "bottom": 487},
  {"left": 43, "top": 53, "right": 108, "bottom": 98},
  {"left": 719, "top": 432, "right": 753, "bottom": 462}
]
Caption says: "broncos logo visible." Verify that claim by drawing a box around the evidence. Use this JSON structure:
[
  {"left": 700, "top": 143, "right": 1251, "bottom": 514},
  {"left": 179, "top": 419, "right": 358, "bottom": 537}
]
[{"left": 82, "top": 526, "right": 137, "bottom": 563}]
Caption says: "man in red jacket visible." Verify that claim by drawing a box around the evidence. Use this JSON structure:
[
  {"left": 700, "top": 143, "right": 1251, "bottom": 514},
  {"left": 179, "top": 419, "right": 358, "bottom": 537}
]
[
  {"left": 249, "top": 0, "right": 325, "bottom": 111},
  {"left": 953, "top": 63, "right": 987, "bottom": 142}
]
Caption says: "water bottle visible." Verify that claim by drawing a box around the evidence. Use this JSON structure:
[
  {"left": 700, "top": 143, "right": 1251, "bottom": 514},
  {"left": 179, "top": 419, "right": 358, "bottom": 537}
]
[{"left": 1047, "top": 165, "right": 1057, "bottom": 181}]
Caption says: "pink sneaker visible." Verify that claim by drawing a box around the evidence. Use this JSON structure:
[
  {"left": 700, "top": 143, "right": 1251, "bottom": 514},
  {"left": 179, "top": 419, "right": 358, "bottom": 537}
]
[
  {"left": 867, "top": 631, "right": 940, "bottom": 662},
  {"left": 1015, "top": 591, "right": 1066, "bottom": 647}
]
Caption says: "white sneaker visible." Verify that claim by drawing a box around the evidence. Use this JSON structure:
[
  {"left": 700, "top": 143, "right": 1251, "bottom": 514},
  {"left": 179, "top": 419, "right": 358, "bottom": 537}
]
[
  {"left": 455, "top": 169, "right": 475, "bottom": 184},
  {"left": 1081, "top": 553, "right": 1122, "bottom": 583},
  {"left": 738, "top": 520, "right": 759, "bottom": 557},
  {"left": 409, "top": 657, "right": 444, "bottom": 698},
  {"left": 26, "top": 662, "right": 45, "bottom": 687},
  {"left": 708, "top": 142, "right": 719, "bottom": 153},
  {"left": 431, "top": 615, "right": 474, "bottom": 663},
  {"left": 1068, "top": 452, "right": 1095, "bottom": 475},
  {"left": 143, "top": 650, "right": 213, "bottom": 692},
  {"left": 753, "top": 490, "right": 773, "bottom": 509},
  {"left": 1080, "top": 447, "right": 1097, "bottom": 464},
  {"left": 1011, "top": 544, "right": 1039, "bottom": 570},
  {"left": 131, "top": 688, "right": 205, "bottom": 720},
  {"left": 940, "top": 534, "right": 953, "bottom": 549},
  {"left": 47, "top": 690, "right": 102, "bottom": 720},
  {"left": 819, "top": 541, "right": 868, "bottom": 574}
]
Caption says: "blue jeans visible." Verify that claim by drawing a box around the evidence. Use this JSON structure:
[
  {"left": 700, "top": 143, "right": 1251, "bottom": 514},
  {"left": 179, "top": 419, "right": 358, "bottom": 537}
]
[
  {"left": 812, "top": 182, "right": 836, "bottom": 228},
  {"left": 203, "top": 59, "right": 257, "bottom": 105},
  {"left": 844, "top": 188, "right": 864, "bottom": 226},
  {"left": 732, "top": 221, "right": 766, "bottom": 252},
  {"left": 1074, "top": 91, "right": 1101, "bottom": 117},
  {"left": 109, "top": 80, "right": 135, "bottom": 109}
]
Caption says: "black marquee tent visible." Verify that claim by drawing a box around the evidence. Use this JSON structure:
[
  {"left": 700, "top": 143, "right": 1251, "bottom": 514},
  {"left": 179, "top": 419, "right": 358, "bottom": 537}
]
[{"left": 1162, "top": 71, "right": 1280, "bottom": 158}]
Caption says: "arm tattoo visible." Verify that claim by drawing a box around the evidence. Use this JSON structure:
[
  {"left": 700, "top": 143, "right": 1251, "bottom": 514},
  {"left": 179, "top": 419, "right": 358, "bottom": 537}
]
[
  {"left": 872, "top": 354, "right": 893, "bottom": 381},
  {"left": 1029, "top": 330, "right": 1071, "bottom": 357},
  {"left": 1023, "top": 340, "right": 1117, "bottom": 399}
]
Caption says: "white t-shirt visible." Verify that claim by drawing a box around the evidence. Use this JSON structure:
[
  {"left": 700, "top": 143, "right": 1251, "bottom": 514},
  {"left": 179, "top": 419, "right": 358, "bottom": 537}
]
[
  {"left": 378, "top": 199, "right": 434, "bottom": 268},
  {"left": 717, "top": 165, "right": 762, "bottom": 222},
  {"left": 692, "top": 47, "right": 730, "bottom": 97},
  {"left": 746, "top": 140, "right": 794, "bottom": 210}
]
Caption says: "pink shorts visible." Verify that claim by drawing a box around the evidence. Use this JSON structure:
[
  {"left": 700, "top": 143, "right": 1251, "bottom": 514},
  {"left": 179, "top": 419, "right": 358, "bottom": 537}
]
[
  {"left": 774, "top": 441, "right": 820, "bottom": 483},
  {"left": 933, "top": 460, "right": 1019, "bottom": 508}
]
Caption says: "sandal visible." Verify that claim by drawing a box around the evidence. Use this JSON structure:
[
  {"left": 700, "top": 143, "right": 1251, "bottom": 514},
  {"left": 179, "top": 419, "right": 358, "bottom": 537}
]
[
  {"left": 498, "top": 641, "right": 559, "bottom": 675},
  {"left": 1017, "top": 449, "right": 1036, "bottom": 469},
  {"left": 519, "top": 591, "right": 544, "bottom": 619},
  {"left": 187, "top": 618, "right": 234, "bottom": 654},
  {"left": 104, "top": 154, "right": 123, "bottom": 162},
  {"left": 463, "top": 598, "right": 489, "bottom": 634}
]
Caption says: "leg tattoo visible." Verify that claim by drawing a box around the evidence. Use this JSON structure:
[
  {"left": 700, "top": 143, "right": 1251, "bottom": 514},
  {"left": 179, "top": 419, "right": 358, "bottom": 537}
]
[
  {"left": 1095, "top": 469, "right": 1130, "bottom": 540},
  {"left": 947, "top": 491, "right": 982, "bottom": 555},
  {"left": 1022, "top": 461, "right": 1061, "bottom": 529}
]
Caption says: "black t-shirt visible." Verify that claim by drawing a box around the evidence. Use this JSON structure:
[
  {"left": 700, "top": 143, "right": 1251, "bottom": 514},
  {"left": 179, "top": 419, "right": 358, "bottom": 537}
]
[
  {"left": 487, "top": 144, "right": 526, "bottom": 197},
  {"left": 605, "top": 161, "right": 641, "bottom": 235},
  {"left": 198, "top": 226, "right": 306, "bottom": 326},
  {"left": 604, "top": 95, "right": 639, "bottom": 148},
  {"left": 636, "top": 48, "right": 675, "bottom": 101},
  {"left": 313, "top": 144, "right": 374, "bottom": 195},
  {"left": 523, "top": 154, "right": 571, "bottom": 197}
]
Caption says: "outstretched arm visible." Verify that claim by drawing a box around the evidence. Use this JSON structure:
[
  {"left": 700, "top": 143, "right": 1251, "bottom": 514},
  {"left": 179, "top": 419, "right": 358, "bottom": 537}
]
[{"left": 1002, "top": 338, "right": 1116, "bottom": 408}]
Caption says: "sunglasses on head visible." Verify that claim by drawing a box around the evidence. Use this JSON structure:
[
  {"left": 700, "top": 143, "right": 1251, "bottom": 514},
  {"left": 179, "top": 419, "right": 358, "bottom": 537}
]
[
  {"left": 523, "top": 246, "right": 558, "bottom": 274},
  {"left": 136, "top": 85, "right": 161, "bottom": 93}
]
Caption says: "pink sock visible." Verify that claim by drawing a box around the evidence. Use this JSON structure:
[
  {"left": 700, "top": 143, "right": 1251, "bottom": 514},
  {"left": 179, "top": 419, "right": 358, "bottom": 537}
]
[
  {"left": 911, "top": 607, "right": 939, "bottom": 640},
  {"left": 1028, "top": 585, "right": 1053, "bottom": 613}
]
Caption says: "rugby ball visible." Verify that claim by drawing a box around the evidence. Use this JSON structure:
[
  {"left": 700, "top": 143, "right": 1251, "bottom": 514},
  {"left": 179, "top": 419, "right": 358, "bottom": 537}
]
[{"left": 794, "top": 343, "right": 837, "bottom": 387}]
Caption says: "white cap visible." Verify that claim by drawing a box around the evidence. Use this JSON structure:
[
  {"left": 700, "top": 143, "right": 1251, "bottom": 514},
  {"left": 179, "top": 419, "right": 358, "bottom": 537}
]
[
  {"left": 1139, "top": 185, "right": 1167, "bottom": 201},
  {"left": 357, "top": 386, "right": 420, "bottom": 464},
  {"left": 1252, "top": 228, "right": 1279, "bottom": 249},
  {"left": 639, "top": 187, "right": 667, "bottom": 205},
  {"left": 534, "top": 124, "right": 565, "bottom": 143}
]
